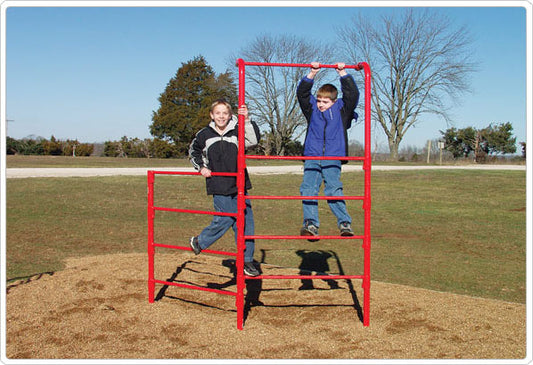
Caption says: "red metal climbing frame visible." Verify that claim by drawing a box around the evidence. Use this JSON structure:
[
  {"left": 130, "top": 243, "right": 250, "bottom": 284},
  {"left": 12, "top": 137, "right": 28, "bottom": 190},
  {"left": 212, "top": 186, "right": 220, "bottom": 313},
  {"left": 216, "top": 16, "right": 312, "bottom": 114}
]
[{"left": 148, "top": 60, "right": 372, "bottom": 330}]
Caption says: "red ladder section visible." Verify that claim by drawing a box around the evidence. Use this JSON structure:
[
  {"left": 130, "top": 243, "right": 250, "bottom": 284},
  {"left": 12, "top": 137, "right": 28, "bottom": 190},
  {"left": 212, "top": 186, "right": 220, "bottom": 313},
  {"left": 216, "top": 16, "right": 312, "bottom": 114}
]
[{"left": 148, "top": 60, "right": 372, "bottom": 330}]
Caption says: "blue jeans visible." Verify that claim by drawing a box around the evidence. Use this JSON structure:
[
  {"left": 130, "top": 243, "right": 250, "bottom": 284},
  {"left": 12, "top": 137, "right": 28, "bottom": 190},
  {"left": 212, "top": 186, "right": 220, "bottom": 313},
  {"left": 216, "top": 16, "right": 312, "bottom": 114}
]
[
  {"left": 300, "top": 160, "right": 351, "bottom": 227},
  {"left": 197, "top": 194, "right": 255, "bottom": 263}
]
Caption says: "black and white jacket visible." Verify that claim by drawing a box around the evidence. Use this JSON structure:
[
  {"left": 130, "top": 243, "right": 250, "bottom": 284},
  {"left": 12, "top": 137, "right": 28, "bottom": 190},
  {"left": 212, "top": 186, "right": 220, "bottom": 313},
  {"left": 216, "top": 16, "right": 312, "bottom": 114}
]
[{"left": 189, "top": 116, "right": 260, "bottom": 196}]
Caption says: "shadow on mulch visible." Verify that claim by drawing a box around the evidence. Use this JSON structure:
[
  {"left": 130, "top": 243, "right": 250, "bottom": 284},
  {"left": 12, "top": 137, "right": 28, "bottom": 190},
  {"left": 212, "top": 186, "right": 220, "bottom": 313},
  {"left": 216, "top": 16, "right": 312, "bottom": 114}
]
[{"left": 154, "top": 249, "right": 365, "bottom": 327}]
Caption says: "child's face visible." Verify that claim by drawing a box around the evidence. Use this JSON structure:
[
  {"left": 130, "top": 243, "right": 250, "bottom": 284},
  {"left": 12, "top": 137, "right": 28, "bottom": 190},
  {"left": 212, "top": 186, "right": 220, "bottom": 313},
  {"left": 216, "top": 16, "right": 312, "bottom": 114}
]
[
  {"left": 316, "top": 97, "right": 335, "bottom": 112},
  {"left": 210, "top": 104, "right": 232, "bottom": 130}
]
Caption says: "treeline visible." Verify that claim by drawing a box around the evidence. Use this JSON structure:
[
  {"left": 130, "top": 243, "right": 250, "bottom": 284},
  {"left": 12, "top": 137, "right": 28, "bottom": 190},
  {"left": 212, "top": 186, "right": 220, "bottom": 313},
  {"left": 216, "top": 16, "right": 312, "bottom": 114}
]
[
  {"left": 6, "top": 136, "right": 94, "bottom": 156},
  {"left": 103, "top": 135, "right": 305, "bottom": 158},
  {"left": 7, "top": 125, "right": 524, "bottom": 162},
  {"left": 6, "top": 135, "right": 305, "bottom": 158},
  {"left": 103, "top": 137, "right": 179, "bottom": 158},
  {"left": 6, "top": 135, "right": 182, "bottom": 158}
]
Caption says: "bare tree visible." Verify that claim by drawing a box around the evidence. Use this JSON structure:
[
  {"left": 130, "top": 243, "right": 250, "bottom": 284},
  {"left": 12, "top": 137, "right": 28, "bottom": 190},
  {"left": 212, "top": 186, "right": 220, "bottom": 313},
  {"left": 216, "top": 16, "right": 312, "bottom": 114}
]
[
  {"left": 229, "top": 34, "right": 334, "bottom": 155},
  {"left": 338, "top": 9, "right": 477, "bottom": 160}
]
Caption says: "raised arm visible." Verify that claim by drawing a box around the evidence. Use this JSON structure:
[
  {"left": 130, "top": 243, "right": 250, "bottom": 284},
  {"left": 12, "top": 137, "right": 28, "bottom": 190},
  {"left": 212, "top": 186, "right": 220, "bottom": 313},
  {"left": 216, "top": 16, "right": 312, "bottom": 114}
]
[
  {"left": 238, "top": 104, "right": 260, "bottom": 148},
  {"left": 297, "top": 62, "right": 321, "bottom": 121}
]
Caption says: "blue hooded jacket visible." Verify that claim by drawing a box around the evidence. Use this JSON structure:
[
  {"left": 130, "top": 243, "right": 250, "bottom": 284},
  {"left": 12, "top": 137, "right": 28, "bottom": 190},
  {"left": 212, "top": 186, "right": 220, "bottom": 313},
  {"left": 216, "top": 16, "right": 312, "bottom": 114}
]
[{"left": 297, "top": 74, "right": 359, "bottom": 161}]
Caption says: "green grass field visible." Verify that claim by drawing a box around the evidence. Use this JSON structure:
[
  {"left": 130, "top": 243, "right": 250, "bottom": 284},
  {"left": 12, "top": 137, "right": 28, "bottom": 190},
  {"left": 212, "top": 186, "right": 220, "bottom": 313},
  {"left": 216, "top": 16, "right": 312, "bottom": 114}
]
[
  {"left": 5, "top": 155, "right": 303, "bottom": 168},
  {"left": 5, "top": 165, "right": 526, "bottom": 304},
  {"left": 10, "top": 154, "right": 522, "bottom": 168}
]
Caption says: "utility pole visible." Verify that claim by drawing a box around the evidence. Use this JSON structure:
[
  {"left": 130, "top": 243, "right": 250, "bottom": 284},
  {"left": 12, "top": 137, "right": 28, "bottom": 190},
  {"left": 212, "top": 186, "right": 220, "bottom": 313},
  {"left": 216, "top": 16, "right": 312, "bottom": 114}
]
[
  {"left": 6, "top": 119, "right": 14, "bottom": 136},
  {"left": 438, "top": 141, "right": 445, "bottom": 165}
]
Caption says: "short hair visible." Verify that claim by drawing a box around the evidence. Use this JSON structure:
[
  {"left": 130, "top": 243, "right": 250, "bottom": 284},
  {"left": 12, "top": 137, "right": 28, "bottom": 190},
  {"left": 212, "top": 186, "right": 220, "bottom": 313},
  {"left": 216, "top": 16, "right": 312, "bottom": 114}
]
[
  {"left": 209, "top": 98, "right": 233, "bottom": 114},
  {"left": 316, "top": 84, "right": 338, "bottom": 101}
]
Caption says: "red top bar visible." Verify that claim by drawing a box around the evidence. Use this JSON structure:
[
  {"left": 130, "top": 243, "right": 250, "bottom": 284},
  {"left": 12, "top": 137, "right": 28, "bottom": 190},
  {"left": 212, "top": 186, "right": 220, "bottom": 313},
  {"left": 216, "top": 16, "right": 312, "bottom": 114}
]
[{"left": 239, "top": 60, "right": 365, "bottom": 71}]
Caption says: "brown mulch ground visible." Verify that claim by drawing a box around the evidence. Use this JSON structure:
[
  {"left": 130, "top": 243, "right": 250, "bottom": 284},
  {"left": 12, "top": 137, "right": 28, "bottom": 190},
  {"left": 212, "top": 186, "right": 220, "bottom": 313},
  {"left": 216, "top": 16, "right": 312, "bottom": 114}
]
[{"left": 5, "top": 252, "right": 527, "bottom": 360}]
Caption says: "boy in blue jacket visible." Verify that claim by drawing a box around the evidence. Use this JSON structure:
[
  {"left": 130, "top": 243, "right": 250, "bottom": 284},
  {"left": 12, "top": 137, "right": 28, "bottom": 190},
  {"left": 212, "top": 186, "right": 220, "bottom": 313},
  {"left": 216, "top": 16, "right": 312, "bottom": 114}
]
[{"left": 297, "top": 62, "right": 360, "bottom": 241}]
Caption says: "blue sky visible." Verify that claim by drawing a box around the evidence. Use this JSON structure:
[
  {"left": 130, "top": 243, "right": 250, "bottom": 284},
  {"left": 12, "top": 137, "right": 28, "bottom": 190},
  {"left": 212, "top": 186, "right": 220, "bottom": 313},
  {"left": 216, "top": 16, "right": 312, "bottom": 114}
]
[{"left": 1, "top": 1, "right": 530, "bottom": 152}]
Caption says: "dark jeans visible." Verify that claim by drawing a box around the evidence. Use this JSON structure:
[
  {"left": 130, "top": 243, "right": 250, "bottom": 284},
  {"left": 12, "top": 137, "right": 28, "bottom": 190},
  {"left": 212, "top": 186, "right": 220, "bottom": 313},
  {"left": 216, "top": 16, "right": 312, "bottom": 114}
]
[{"left": 198, "top": 194, "right": 255, "bottom": 263}]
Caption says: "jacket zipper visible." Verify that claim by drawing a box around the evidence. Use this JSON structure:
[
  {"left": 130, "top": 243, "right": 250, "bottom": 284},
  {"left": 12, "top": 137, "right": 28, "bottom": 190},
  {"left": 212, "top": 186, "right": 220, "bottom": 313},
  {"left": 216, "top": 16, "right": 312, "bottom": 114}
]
[{"left": 322, "top": 109, "right": 332, "bottom": 156}]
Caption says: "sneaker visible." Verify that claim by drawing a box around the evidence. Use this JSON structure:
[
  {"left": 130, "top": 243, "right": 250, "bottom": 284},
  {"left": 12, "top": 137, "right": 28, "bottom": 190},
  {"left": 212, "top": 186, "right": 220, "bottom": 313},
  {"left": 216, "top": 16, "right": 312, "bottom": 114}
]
[
  {"left": 243, "top": 262, "right": 260, "bottom": 277},
  {"left": 189, "top": 236, "right": 201, "bottom": 255},
  {"left": 339, "top": 222, "right": 354, "bottom": 236},
  {"left": 300, "top": 221, "right": 319, "bottom": 242}
]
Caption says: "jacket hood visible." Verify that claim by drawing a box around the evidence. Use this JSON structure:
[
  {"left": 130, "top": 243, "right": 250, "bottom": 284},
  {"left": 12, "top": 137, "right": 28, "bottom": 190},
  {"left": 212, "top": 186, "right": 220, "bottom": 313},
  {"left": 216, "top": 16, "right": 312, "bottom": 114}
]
[{"left": 208, "top": 115, "right": 238, "bottom": 135}]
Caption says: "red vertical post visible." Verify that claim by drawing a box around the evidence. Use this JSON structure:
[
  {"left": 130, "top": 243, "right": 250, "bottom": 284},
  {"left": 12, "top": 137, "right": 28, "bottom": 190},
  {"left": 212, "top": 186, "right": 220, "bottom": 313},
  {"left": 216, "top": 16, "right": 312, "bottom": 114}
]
[
  {"left": 359, "top": 62, "right": 372, "bottom": 326},
  {"left": 147, "top": 170, "right": 155, "bottom": 303},
  {"left": 235, "top": 58, "right": 246, "bottom": 330}
]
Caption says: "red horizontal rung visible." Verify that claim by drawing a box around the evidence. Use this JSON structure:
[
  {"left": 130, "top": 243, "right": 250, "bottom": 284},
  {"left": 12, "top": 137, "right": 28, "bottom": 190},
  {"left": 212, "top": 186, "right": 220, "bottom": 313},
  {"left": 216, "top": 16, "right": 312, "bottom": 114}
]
[
  {"left": 247, "top": 195, "right": 363, "bottom": 201},
  {"left": 245, "top": 274, "right": 364, "bottom": 280},
  {"left": 153, "top": 242, "right": 238, "bottom": 257},
  {"left": 245, "top": 155, "right": 364, "bottom": 161},
  {"left": 245, "top": 235, "right": 364, "bottom": 240},
  {"left": 154, "top": 206, "right": 237, "bottom": 217},
  {"left": 154, "top": 279, "right": 236, "bottom": 296},
  {"left": 149, "top": 170, "right": 237, "bottom": 177}
]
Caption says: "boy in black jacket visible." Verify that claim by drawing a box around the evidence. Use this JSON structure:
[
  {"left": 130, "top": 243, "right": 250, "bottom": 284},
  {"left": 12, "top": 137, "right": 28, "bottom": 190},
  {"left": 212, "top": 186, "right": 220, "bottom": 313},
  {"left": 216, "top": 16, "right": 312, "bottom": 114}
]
[{"left": 188, "top": 99, "right": 261, "bottom": 276}]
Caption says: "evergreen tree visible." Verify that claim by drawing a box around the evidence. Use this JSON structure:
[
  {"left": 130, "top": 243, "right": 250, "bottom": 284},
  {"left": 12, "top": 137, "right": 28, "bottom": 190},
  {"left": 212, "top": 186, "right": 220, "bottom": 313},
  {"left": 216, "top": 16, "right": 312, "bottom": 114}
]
[
  {"left": 42, "top": 135, "right": 63, "bottom": 156},
  {"left": 482, "top": 122, "right": 516, "bottom": 156},
  {"left": 150, "top": 55, "right": 237, "bottom": 155},
  {"left": 441, "top": 127, "right": 476, "bottom": 158}
]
